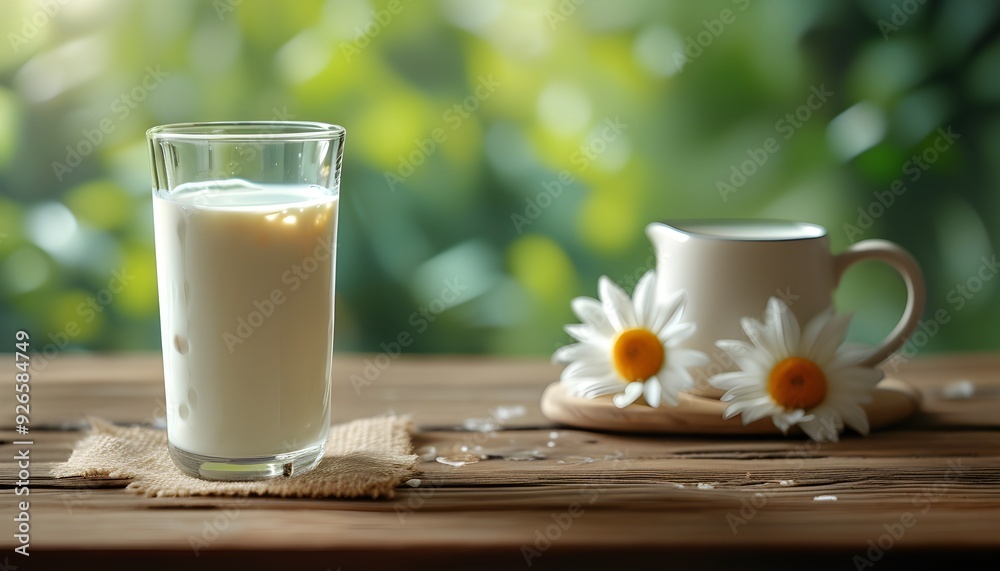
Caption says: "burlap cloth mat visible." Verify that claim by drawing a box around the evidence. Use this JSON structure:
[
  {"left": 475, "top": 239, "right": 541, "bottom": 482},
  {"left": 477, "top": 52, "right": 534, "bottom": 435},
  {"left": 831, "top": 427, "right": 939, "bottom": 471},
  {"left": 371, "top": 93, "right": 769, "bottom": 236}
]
[{"left": 51, "top": 415, "right": 418, "bottom": 499}]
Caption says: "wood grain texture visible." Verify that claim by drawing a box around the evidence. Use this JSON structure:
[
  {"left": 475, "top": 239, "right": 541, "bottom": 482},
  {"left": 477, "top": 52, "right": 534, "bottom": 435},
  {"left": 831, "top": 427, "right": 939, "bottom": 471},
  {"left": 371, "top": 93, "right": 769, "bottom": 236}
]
[{"left": 1, "top": 352, "right": 999, "bottom": 570}]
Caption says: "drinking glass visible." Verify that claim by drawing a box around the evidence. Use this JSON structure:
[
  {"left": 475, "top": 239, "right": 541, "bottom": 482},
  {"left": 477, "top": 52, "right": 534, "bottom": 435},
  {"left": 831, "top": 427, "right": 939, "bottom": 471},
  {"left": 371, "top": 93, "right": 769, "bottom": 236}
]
[{"left": 147, "top": 121, "right": 345, "bottom": 480}]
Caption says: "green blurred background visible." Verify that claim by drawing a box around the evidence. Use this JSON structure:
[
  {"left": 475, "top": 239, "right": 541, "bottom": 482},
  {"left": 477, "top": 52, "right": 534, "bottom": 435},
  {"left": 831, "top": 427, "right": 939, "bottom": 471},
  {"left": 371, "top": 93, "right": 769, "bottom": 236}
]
[{"left": 0, "top": 0, "right": 997, "bottom": 358}]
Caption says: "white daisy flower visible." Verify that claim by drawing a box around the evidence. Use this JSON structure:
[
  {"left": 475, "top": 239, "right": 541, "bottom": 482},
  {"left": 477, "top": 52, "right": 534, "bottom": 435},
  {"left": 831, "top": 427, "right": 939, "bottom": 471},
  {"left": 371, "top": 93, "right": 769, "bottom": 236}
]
[
  {"left": 709, "top": 296, "right": 884, "bottom": 442},
  {"left": 553, "top": 270, "right": 709, "bottom": 408}
]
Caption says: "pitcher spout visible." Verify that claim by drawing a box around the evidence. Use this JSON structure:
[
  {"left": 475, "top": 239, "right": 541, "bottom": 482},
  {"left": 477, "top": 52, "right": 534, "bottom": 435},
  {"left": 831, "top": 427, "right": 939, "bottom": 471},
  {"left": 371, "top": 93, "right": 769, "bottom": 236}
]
[{"left": 645, "top": 222, "right": 689, "bottom": 255}]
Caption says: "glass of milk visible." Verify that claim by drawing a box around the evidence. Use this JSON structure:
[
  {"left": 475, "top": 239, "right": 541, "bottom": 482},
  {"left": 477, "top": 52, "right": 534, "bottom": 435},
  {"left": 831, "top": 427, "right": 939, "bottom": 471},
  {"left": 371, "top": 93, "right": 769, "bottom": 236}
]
[{"left": 147, "top": 122, "right": 345, "bottom": 480}]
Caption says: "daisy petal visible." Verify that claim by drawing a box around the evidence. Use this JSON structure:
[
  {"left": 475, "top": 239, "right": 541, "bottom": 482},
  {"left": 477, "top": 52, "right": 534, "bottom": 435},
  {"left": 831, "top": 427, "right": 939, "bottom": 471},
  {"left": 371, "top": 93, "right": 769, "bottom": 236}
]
[
  {"left": 725, "top": 395, "right": 773, "bottom": 415},
  {"left": 800, "top": 421, "right": 836, "bottom": 442},
  {"left": 552, "top": 343, "right": 594, "bottom": 364},
  {"left": 719, "top": 384, "right": 769, "bottom": 402},
  {"left": 769, "top": 297, "right": 800, "bottom": 358},
  {"left": 654, "top": 289, "right": 686, "bottom": 335},
  {"left": 643, "top": 378, "right": 662, "bottom": 408},
  {"left": 740, "top": 401, "right": 781, "bottom": 424},
  {"left": 656, "top": 370, "right": 691, "bottom": 405},
  {"left": 613, "top": 381, "right": 644, "bottom": 408},
  {"left": 799, "top": 408, "right": 843, "bottom": 442},
  {"left": 799, "top": 306, "right": 834, "bottom": 354},
  {"left": 564, "top": 324, "right": 597, "bottom": 343},
  {"left": 574, "top": 379, "right": 625, "bottom": 399},
  {"left": 667, "top": 347, "right": 710, "bottom": 369},
  {"left": 758, "top": 300, "right": 791, "bottom": 360},
  {"left": 560, "top": 359, "right": 613, "bottom": 382},
  {"left": 741, "top": 314, "right": 783, "bottom": 360},
  {"left": 599, "top": 276, "right": 636, "bottom": 330},
  {"left": 838, "top": 402, "right": 870, "bottom": 435},
  {"left": 724, "top": 399, "right": 774, "bottom": 423},
  {"left": 716, "top": 339, "right": 771, "bottom": 375},
  {"left": 710, "top": 371, "right": 756, "bottom": 391},
  {"left": 804, "top": 311, "right": 852, "bottom": 367},
  {"left": 659, "top": 387, "right": 681, "bottom": 407},
  {"left": 571, "top": 297, "right": 615, "bottom": 337},
  {"left": 771, "top": 409, "right": 806, "bottom": 433},
  {"left": 826, "top": 343, "right": 878, "bottom": 373},
  {"left": 660, "top": 322, "right": 696, "bottom": 346},
  {"left": 721, "top": 403, "right": 742, "bottom": 420},
  {"left": 633, "top": 270, "right": 662, "bottom": 330},
  {"left": 673, "top": 365, "right": 698, "bottom": 390}
]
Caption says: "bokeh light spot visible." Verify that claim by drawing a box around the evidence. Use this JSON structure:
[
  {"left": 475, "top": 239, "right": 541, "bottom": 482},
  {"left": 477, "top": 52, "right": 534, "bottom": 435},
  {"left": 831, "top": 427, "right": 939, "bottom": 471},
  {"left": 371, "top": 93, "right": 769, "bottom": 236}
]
[
  {"left": 1, "top": 247, "right": 50, "bottom": 294},
  {"left": 45, "top": 290, "right": 103, "bottom": 344},
  {"left": 0, "top": 87, "right": 18, "bottom": 168},
  {"left": 633, "top": 25, "right": 684, "bottom": 77},
  {"left": 827, "top": 102, "right": 887, "bottom": 161},
  {"left": 507, "top": 234, "right": 575, "bottom": 302},
  {"left": 65, "top": 181, "right": 132, "bottom": 230},
  {"left": 114, "top": 246, "right": 159, "bottom": 317},
  {"left": 578, "top": 190, "right": 635, "bottom": 253},
  {"left": 275, "top": 29, "right": 331, "bottom": 85},
  {"left": 26, "top": 202, "right": 78, "bottom": 255},
  {"left": 537, "top": 81, "right": 592, "bottom": 136}
]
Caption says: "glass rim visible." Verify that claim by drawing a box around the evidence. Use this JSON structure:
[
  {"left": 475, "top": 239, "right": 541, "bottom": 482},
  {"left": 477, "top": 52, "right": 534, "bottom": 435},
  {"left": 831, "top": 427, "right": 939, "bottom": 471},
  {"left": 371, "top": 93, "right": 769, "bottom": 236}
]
[{"left": 146, "top": 121, "right": 345, "bottom": 142}]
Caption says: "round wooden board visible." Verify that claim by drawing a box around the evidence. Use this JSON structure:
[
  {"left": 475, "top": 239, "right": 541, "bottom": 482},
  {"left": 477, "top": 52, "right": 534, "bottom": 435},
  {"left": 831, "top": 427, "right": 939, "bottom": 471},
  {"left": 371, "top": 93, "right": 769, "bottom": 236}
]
[{"left": 541, "top": 378, "right": 922, "bottom": 435}]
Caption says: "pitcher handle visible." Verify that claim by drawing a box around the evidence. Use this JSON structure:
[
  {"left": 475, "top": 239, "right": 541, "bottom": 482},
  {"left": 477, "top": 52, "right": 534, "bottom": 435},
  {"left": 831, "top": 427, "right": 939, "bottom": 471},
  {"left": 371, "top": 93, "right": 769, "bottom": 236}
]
[{"left": 832, "top": 240, "right": 926, "bottom": 367}]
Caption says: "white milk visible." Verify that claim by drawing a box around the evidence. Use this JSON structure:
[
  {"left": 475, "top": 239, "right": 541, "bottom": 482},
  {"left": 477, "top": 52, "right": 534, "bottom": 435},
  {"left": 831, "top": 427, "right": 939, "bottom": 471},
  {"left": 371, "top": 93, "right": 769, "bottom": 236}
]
[{"left": 153, "top": 181, "right": 337, "bottom": 458}]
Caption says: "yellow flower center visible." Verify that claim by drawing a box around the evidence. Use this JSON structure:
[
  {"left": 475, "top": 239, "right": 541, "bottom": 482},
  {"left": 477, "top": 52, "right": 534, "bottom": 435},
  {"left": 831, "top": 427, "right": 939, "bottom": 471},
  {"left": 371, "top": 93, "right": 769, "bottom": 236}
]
[
  {"left": 768, "top": 357, "right": 827, "bottom": 410},
  {"left": 612, "top": 328, "right": 664, "bottom": 382}
]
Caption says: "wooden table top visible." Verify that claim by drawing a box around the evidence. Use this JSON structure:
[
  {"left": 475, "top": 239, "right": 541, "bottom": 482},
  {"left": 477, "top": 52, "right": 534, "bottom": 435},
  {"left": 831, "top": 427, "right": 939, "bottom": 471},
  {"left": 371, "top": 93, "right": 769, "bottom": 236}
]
[{"left": 1, "top": 352, "right": 998, "bottom": 570}]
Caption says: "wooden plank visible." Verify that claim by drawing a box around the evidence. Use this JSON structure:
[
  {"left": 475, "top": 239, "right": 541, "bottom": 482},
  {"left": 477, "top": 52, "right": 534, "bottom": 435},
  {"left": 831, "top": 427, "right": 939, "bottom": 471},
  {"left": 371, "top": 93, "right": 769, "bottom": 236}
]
[
  {"left": 4, "top": 427, "right": 1000, "bottom": 485},
  {"left": 0, "top": 353, "right": 559, "bottom": 429},
  {"left": 3, "top": 352, "right": 1000, "bottom": 428}
]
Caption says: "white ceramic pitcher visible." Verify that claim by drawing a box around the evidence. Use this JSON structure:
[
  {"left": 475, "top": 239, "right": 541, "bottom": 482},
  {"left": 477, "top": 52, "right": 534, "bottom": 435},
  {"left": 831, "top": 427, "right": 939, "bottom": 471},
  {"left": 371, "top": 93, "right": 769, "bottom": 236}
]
[{"left": 645, "top": 219, "right": 926, "bottom": 397}]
